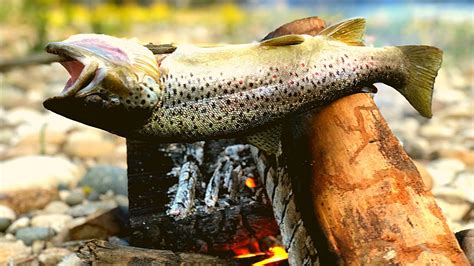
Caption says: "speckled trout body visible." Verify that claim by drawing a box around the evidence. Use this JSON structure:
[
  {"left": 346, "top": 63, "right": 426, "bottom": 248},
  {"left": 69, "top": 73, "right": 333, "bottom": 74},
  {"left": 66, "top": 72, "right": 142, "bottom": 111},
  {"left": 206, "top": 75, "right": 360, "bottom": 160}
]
[
  {"left": 150, "top": 40, "right": 405, "bottom": 141},
  {"left": 43, "top": 18, "right": 442, "bottom": 153}
]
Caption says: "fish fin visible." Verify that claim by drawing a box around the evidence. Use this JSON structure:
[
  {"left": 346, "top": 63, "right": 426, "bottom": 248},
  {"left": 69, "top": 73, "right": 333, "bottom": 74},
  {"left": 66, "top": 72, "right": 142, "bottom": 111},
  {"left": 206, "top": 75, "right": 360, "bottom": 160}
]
[
  {"left": 260, "top": 34, "right": 305, "bottom": 46},
  {"left": 245, "top": 125, "right": 282, "bottom": 155},
  {"left": 319, "top": 17, "right": 366, "bottom": 46},
  {"left": 395, "top": 45, "right": 443, "bottom": 118},
  {"left": 261, "top": 16, "right": 326, "bottom": 40}
]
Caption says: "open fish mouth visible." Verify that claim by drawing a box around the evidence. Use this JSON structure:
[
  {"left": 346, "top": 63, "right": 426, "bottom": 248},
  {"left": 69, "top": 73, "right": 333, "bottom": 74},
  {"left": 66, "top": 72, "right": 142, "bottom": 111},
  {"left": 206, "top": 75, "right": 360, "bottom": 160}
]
[{"left": 46, "top": 43, "right": 105, "bottom": 98}]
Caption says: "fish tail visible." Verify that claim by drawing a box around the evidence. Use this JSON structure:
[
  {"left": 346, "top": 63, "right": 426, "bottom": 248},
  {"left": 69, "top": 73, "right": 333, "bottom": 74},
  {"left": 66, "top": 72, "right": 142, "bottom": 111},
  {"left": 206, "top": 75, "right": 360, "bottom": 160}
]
[{"left": 395, "top": 45, "right": 443, "bottom": 118}]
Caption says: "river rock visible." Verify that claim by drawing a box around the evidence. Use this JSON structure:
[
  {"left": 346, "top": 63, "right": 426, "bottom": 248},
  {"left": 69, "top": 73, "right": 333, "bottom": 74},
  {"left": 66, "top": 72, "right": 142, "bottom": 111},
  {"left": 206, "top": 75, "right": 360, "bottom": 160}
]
[
  {"left": 6, "top": 216, "right": 30, "bottom": 234},
  {"left": 0, "top": 240, "right": 32, "bottom": 265},
  {"left": 0, "top": 205, "right": 16, "bottom": 232},
  {"left": 67, "top": 200, "right": 117, "bottom": 218},
  {"left": 427, "top": 158, "right": 466, "bottom": 187},
  {"left": 65, "top": 191, "right": 85, "bottom": 206},
  {"left": 38, "top": 247, "right": 72, "bottom": 265},
  {"left": 31, "top": 214, "right": 73, "bottom": 233},
  {"left": 0, "top": 205, "right": 16, "bottom": 220},
  {"left": 420, "top": 121, "right": 456, "bottom": 139},
  {"left": 79, "top": 165, "right": 128, "bottom": 196},
  {"left": 64, "top": 130, "right": 116, "bottom": 158},
  {"left": 0, "top": 86, "right": 25, "bottom": 108},
  {"left": 0, "top": 155, "right": 83, "bottom": 192},
  {"left": 43, "top": 201, "right": 70, "bottom": 214},
  {"left": 16, "top": 227, "right": 56, "bottom": 245}
]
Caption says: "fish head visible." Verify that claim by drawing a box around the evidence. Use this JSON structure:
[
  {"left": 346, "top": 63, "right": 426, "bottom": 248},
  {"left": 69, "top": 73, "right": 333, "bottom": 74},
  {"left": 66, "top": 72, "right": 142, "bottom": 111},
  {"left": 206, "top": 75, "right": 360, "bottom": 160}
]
[{"left": 44, "top": 34, "right": 161, "bottom": 137}]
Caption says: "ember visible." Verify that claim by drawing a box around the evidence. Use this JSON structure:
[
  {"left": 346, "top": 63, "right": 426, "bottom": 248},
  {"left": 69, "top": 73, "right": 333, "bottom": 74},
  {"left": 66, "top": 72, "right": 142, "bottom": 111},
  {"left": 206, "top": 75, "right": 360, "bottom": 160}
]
[{"left": 245, "top": 177, "right": 257, "bottom": 188}]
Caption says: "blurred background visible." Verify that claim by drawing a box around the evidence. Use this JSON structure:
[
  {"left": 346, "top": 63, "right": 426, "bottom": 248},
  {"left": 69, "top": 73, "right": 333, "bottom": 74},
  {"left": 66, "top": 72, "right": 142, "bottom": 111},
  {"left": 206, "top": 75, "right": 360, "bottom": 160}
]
[{"left": 0, "top": 0, "right": 472, "bottom": 256}]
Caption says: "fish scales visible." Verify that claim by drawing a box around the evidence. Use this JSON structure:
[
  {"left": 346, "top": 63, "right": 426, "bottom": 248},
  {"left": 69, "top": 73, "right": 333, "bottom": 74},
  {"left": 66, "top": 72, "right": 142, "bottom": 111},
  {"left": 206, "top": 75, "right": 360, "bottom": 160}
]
[{"left": 142, "top": 41, "right": 406, "bottom": 140}]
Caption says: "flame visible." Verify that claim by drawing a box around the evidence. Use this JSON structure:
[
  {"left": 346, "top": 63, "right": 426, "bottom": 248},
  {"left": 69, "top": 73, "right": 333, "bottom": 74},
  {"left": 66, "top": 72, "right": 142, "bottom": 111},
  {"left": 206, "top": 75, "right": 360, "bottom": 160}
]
[
  {"left": 234, "top": 246, "right": 288, "bottom": 265},
  {"left": 252, "top": 246, "right": 288, "bottom": 266},
  {"left": 245, "top": 177, "right": 257, "bottom": 188}
]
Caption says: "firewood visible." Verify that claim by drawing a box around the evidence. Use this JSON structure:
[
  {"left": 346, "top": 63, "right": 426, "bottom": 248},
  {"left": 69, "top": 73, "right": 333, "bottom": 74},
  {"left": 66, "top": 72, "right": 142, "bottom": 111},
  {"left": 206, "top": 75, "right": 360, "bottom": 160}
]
[
  {"left": 301, "top": 93, "right": 469, "bottom": 264},
  {"left": 74, "top": 239, "right": 236, "bottom": 265}
]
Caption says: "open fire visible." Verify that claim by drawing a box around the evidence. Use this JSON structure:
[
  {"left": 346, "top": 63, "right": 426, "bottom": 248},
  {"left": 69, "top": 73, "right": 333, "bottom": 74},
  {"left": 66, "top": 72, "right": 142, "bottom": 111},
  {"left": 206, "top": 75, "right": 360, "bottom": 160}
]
[{"left": 234, "top": 245, "right": 289, "bottom": 265}]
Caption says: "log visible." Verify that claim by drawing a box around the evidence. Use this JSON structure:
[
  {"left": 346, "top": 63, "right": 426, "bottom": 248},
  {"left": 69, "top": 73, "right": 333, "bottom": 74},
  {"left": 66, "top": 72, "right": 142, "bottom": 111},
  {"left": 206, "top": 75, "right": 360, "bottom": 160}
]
[
  {"left": 74, "top": 239, "right": 236, "bottom": 265},
  {"left": 298, "top": 93, "right": 469, "bottom": 265}
]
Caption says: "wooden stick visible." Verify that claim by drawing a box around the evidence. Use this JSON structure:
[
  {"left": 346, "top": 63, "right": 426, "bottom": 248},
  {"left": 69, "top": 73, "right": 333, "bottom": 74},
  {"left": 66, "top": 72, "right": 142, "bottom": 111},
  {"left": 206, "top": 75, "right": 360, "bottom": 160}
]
[{"left": 305, "top": 93, "right": 469, "bottom": 265}]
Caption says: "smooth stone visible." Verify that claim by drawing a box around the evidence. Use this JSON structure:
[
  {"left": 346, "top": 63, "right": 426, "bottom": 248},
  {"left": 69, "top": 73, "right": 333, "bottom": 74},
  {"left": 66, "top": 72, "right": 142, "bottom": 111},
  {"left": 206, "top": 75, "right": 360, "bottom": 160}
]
[
  {"left": 65, "top": 191, "right": 84, "bottom": 206},
  {"left": 0, "top": 86, "right": 25, "bottom": 108},
  {"left": 64, "top": 130, "right": 116, "bottom": 158},
  {"left": 0, "top": 218, "right": 12, "bottom": 232},
  {"left": 402, "top": 137, "right": 430, "bottom": 160},
  {"left": 0, "top": 205, "right": 16, "bottom": 220},
  {"left": 32, "top": 240, "right": 46, "bottom": 254},
  {"left": 456, "top": 229, "right": 474, "bottom": 264},
  {"left": 38, "top": 247, "right": 72, "bottom": 265},
  {"left": 31, "top": 214, "right": 73, "bottom": 233},
  {"left": 79, "top": 165, "right": 128, "bottom": 196},
  {"left": 16, "top": 227, "right": 56, "bottom": 245},
  {"left": 4, "top": 107, "right": 44, "bottom": 126},
  {"left": 67, "top": 201, "right": 117, "bottom": 218},
  {"left": 0, "top": 155, "right": 83, "bottom": 192},
  {"left": 43, "top": 201, "right": 70, "bottom": 214},
  {"left": 452, "top": 171, "right": 474, "bottom": 203},
  {"left": 434, "top": 188, "right": 471, "bottom": 221},
  {"left": 0, "top": 240, "right": 32, "bottom": 265},
  {"left": 427, "top": 158, "right": 466, "bottom": 187},
  {"left": 420, "top": 122, "right": 456, "bottom": 139},
  {"left": 87, "top": 191, "right": 101, "bottom": 201},
  {"left": 6, "top": 216, "right": 30, "bottom": 234}
]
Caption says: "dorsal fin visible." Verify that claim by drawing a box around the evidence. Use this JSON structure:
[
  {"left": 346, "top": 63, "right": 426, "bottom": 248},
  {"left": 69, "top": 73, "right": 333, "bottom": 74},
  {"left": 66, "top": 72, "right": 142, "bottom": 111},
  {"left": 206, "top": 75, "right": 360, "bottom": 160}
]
[
  {"left": 260, "top": 34, "right": 306, "bottom": 47},
  {"left": 319, "top": 17, "right": 366, "bottom": 46}
]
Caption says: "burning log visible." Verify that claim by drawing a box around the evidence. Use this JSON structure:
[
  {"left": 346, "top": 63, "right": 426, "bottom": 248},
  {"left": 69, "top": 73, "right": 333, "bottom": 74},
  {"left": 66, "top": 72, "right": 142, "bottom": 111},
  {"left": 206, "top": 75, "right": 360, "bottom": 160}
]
[
  {"left": 286, "top": 93, "right": 469, "bottom": 264},
  {"left": 126, "top": 139, "right": 280, "bottom": 255}
]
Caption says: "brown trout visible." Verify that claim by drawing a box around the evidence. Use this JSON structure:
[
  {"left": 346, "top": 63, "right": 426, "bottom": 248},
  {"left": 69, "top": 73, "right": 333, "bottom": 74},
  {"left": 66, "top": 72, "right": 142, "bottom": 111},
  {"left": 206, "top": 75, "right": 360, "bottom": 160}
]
[{"left": 44, "top": 18, "right": 443, "bottom": 153}]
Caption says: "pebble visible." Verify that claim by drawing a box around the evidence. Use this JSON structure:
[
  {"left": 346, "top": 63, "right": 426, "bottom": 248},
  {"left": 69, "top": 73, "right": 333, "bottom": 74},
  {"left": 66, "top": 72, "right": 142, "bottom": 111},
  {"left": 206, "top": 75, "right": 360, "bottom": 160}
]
[
  {"left": 0, "top": 205, "right": 16, "bottom": 220},
  {"left": 79, "top": 165, "right": 128, "bottom": 196},
  {"left": 0, "top": 155, "right": 83, "bottom": 192},
  {"left": 0, "top": 219, "right": 12, "bottom": 232},
  {"left": 31, "top": 214, "right": 73, "bottom": 233},
  {"left": 16, "top": 227, "right": 56, "bottom": 245},
  {"left": 87, "top": 191, "right": 101, "bottom": 201},
  {"left": 38, "top": 247, "right": 72, "bottom": 265},
  {"left": 427, "top": 158, "right": 466, "bottom": 186},
  {"left": 6, "top": 216, "right": 30, "bottom": 234},
  {"left": 420, "top": 122, "right": 457, "bottom": 139},
  {"left": 0, "top": 240, "right": 31, "bottom": 265},
  {"left": 65, "top": 191, "right": 85, "bottom": 206},
  {"left": 67, "top": 201, "right": 117, "bottom": 217},
  {"left": 64, "top": 130, "right": 116, "bottom": 158},
  {"left": 43, "top": 201, "right": 70, "bottom": 214}
]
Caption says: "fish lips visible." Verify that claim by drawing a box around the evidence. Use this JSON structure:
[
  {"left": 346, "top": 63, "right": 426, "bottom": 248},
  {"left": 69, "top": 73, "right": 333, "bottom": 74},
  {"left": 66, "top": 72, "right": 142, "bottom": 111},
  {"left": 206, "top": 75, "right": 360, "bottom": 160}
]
[{"left": 46, "top": 42, "right": 106, "bottom": 99}]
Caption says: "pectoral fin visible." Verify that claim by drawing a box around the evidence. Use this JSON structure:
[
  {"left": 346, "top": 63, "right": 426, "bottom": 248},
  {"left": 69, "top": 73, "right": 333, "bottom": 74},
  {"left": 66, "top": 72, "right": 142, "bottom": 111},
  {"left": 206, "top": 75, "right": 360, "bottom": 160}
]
[{"left": 245, "top": 124, "right": 282, "bottom": 155}]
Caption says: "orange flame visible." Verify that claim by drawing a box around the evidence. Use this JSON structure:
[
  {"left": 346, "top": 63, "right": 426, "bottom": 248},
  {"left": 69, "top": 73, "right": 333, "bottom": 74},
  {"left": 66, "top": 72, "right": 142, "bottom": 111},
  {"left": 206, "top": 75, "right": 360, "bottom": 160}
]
[
  {"left": 252, "top": 246, "right": 288, "bottom": 266},
  {"left": 234, "top": 246, "right": 288, "bottom": 265},
  {"left": 245, "top": 177, "right": 257, "bottom": 188}
]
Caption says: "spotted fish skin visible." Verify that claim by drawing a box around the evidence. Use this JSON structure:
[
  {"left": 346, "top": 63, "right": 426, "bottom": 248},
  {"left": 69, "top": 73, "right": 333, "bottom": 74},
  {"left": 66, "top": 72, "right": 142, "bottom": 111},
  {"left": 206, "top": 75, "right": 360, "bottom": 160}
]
[{"left": 137, "top": 40, "right": 406, "bottom": 142}]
